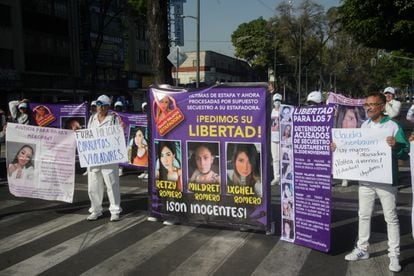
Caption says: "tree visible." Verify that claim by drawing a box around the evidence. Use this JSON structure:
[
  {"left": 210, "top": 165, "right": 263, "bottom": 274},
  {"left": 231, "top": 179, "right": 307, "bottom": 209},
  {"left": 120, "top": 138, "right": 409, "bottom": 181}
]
[
  {"left": 146, "top": 0, "right": 173, "bottom": 85},
  {"left": 339, "top": 0, "right": 414, "bottom": 53}
]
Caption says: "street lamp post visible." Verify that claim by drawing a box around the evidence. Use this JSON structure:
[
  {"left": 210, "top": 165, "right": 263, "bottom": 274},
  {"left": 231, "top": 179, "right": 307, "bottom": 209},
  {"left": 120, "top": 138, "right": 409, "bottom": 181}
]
[{"left": 181, "top": 0, "right": 200, "bottom": 88}]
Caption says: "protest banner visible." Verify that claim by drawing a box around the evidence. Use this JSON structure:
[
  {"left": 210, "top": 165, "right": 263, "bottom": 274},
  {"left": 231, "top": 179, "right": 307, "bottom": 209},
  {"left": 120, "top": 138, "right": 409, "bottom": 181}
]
[
  {"left": 29, "top": 102, "right": 89, "bottom": 129},
  {"left": 332, "top": 128, "right": 392, "bottom": 184},
  {"left": 148, "top": 85, "right": 270, "bottom": 231},
  {"left": 281, "top": 104, "right": 335, "bottom": 252},
  {"left": 76, "top": 125, "right": 128, "bottom": 168},
  {"left": 6, "top": 123, "right": 76, "bottom": 203}
]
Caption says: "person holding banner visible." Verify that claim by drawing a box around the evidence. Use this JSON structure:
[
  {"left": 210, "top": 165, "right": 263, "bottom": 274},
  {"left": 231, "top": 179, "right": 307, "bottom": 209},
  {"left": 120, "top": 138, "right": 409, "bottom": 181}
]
[
  {"left": 341, "top": 92, "right": 409, "bottom": 273},
  {"left": 8, "top": 144, "right": 34, "bottom": 180},
  {"left": 86, "top": 94, "right": 122, "bottom": 222},
  {"left": 227, "top": 143, "right": 262, "bottom": 197}
]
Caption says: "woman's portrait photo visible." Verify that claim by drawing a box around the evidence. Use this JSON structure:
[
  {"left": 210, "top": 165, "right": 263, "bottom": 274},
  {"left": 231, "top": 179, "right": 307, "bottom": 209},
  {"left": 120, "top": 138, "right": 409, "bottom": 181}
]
[
  {"left": 281, "top": 124, "right": 292, "bottom": 142},
  {"left": 281, "top": 145, "right": 292, "bottom": 161},
  {"left": 154, "top": 94, "right": 173, "bottom": 124},
  {"left": 7, "top": 143, "right": 35, "bottom": 180},
  {"left": 282, "top": 198, "right": 294, "bottom": 219},
  {"left": 62, "top": 116, "right": 85, "bottom": 130},
  {"left": 281, "top": 162, "right": 293, "bottom": 180},
  {"left": 282, "top": 219, "right": 295, "bottom": 240},
  {"left": 282, "top": 183, "right": 293, "bottom": 202},
  {"left": 128, "top": 126, "right": 148, "bottom": 167},
  {"left": 188, "top": 142, "right": 220, "bottom": 184},
  {"left": 280, "top": 106, "right": 292, "bottom": 123},
  {"left": 156, "top": 140, "right": 182, "bottom": 191},
  {"left": 334, "top": 105, "right": 366, "bottom": 129},
  {"left": 226, "top": 143, "right": 262, "bottom": 197}
]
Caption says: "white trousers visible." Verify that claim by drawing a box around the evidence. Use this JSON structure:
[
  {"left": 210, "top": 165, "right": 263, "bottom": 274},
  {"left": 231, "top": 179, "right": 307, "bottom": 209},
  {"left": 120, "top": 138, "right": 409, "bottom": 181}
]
[
  {"left": 87, "top": 164, "right": 122, "bottom": 215},
  {"left": 271, "top": 141, "right": 280, "bottom": 182},
  {"left": 357, "top": 183, "right": 399, "bottom": 257}
]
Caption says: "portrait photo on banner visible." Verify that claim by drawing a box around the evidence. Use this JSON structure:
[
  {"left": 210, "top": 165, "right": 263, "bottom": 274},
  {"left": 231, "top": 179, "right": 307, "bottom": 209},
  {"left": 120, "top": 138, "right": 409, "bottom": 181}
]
[
  {"left": 127, "top": 125, "right": 148, "bottom": 167},
  {"left": 155, "top": 139, "right": 183, "bottom": 191},
  {"left": 6, "top": 142, "right": 36, "bottom": 183},
  {"left": 187, "top": 141, "right": 220, "bottom": 185},
  {"left": 226, "top": 142, "right": 262, "bottom": 197},
  {"left": 334, "top": 105, "right": 367, "bottom": 129},
  {"left": 62, "top": 116, "right": 86, "bottom": 130}
]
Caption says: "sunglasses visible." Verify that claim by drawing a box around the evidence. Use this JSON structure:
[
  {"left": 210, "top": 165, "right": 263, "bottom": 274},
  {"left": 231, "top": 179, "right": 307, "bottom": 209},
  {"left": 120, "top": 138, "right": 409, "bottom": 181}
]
[{"left": 95, "top": 101, "right": 109, "bottom": 107}]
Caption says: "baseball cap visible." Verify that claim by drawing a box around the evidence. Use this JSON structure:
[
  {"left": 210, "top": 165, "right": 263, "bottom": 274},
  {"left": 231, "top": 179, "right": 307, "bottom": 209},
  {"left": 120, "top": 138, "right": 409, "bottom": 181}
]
[
  {"left": 383, "top": 87, "right": 395, "bottom": 95},
  {"left": 18, "top": 102, "right": 28, "bottom": 109},
  {"left": 306, "top": 91, "right": 323, "bottom": 104},
  {"left": 91, "top": 100, "right": 97, "bottom": 107},
  {"left": 114, "top": 101, "right": 123, "bottom": 107},
  {"left": 141, "top": 102, "right": 148, "bottom": 109},
  {"left": 273, "top": 93, "right": 282, "bottom": 101},
  {"left": 96, "top": 95, "right": 111, "bottom": 106}
]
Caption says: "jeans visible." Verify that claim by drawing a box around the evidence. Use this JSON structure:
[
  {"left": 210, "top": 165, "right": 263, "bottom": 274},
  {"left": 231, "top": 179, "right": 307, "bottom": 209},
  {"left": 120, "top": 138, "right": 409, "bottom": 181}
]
[{"left": 357, "top": 182, "right": 399, "bottom": 257}]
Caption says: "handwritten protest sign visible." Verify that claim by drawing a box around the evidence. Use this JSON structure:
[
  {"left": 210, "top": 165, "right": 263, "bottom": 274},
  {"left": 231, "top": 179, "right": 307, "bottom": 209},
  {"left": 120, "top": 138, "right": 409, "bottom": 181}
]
[
  {"left": 76, "top": 125, "right": 128, "bottom": 168},
  {"left": 6, "top": 123, "right": 76, "bottom": 203},
  {"left": 332, "top": 128, "right": 392, "bottom": 184}
]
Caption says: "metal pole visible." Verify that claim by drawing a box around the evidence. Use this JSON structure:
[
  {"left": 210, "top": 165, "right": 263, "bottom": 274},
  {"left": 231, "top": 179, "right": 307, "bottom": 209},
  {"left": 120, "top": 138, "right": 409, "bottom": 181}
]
[
  {"left": 176, "top": 47, "right": 179, "bottom": 87},
  {"left": 196, "top": 0, "right": 200, "bottom": 88}
]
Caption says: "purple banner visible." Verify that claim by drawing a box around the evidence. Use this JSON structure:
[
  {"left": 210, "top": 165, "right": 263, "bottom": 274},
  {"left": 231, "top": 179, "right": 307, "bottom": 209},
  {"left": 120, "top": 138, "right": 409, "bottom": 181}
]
[
  {"left": 149, "top": 85, "right": 270, "bottom": 230},
  {"left": 281, "top": 104, "right": 335, "bottom": 252}
]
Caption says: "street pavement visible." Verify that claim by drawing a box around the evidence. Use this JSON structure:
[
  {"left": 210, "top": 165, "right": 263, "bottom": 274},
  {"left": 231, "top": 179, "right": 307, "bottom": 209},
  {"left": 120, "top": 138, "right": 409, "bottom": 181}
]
[{"left": 0, "top": 169, "right": 413, "bottom": 276}]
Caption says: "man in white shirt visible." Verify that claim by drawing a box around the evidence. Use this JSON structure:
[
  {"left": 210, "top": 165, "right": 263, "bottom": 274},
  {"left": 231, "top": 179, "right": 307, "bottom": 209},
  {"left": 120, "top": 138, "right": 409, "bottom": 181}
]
[{"left": 383, "top": 87, "right": 401, "bottom": 118}]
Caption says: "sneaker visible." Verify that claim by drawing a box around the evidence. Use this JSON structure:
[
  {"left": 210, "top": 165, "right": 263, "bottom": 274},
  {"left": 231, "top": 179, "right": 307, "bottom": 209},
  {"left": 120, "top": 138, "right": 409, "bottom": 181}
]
[
  {"left": 270, "top": 178, "right": 279, "bottom": 186},
  {"left": 142, "top": 173, "right": 148, "bottom": 179},
  {"left": 341, "top": 179, "right": 348, "bottom": 187},
  {"left": 389, "top": 256, "right": 401, "bottom": 272},
  {"left": 86, "top": 212, "right": 103, "bottom": 221},
  {"left": 82, "top": 171, "right": 88, "bottom": 176},
  {"left": 110, "top": 214, "right": 120, "bottom": 222},
  {"left": 118, "top": 168, "right": 124, "bottom": 177},
  {"left": 147, "top": 216, "right": 159, "bottom": 222},
  {"left": 163, "top": 219, "right": 178, "bottom": 226},
  {"left": 345, "top": 248, "right": 369, "bottom": 261}
]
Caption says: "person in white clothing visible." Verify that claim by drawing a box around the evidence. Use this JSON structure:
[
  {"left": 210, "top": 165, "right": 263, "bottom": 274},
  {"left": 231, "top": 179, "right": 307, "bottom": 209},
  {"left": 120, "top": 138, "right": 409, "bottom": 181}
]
[
  {"left": 336, "top": 92, "right": 409, "bottom": 273},
  {"left": 271, "top": 93, "right": 282, "bottom": 185},
  {"left": 406, "top": 102, "right": 414, "bottom": 123},
  {"left": 383, "top": 86, "right": 401, "bottom": 118},
  {"left": 86, "top": 94, "right": 122, "bottom": 222}
]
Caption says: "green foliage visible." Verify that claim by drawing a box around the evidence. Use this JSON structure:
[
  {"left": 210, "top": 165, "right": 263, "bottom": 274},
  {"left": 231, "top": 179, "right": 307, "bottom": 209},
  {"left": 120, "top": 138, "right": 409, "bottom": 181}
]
[{"left": 339, "top": 0, "right": 414, "bottom": 53}]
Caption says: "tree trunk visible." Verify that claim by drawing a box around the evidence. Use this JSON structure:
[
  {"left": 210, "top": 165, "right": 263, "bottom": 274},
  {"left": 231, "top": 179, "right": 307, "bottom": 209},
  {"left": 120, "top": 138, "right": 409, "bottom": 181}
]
[{"left": 147, "top": 0, "right": 173, "bottom": 85}]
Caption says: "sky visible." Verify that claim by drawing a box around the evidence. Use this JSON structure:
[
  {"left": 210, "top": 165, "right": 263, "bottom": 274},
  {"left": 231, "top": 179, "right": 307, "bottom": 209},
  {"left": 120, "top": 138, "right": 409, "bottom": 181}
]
[{"left": 177, "top": 0, "right": 342, "bottom": 57}]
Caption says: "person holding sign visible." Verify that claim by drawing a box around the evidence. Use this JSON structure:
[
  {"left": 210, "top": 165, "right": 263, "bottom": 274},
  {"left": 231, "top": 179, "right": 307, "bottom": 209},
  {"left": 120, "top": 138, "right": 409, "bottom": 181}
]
[
  {"left": 86, "top": 95, "right": 122, "bottom": 222},
  {"left": 341, "top": 92, "right": 408, "bottom": 273},
  {"left": 227, "top": 143, "right": 262, "bottom": 197}
]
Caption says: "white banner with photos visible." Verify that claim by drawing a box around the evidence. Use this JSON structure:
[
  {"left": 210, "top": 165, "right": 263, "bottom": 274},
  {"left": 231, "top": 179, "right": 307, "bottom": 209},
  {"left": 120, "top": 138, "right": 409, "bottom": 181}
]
[
  {"left": 6, "top": 123, "right": 76, "bottom": 203},
  {"left": 332, "top": 128, "right": 392, "bottom": 184}
]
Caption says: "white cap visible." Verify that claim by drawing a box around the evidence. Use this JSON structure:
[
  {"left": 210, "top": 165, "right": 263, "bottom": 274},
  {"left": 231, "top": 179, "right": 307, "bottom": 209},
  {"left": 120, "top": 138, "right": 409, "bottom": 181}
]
[
  {"left": 273, "top": 93, "right": 282, "bottom": 101},
  {"left": 114, "top": 101, "right": 123, "bottom": 107},
  {"left": 91, "top": 100, "right": 97, "bottom": 107},
  {"left": 306, "top": 91, "right": 323, "bottom": 104},
  {"left": 96, "top": 95, "right": 111, "bottom": 106},
  {"left": 383, "top": 87, "right": 395, "bottom": 95},
  {"left": 141, "top": 102, "right": 148, "bottom": 109},
  {"left": 18, "top": 102, "right": 28, "bottom": 109}
]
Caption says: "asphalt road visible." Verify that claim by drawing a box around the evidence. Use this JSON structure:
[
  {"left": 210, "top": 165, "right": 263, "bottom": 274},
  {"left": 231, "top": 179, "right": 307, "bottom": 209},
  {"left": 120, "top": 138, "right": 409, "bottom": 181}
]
[{"left": 0, "top": 169, "right": 412, "bottom": 276}]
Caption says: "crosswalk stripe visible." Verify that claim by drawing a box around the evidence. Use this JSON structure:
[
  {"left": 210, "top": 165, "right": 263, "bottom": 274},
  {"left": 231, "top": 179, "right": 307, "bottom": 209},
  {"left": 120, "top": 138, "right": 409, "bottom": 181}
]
[
  {"left": 0, "top": 214, "right": 85, "bottom": 253},
  {"left": 0, "top": 202, "right": 61, "bottom": 226},
  {"left": 169, "top": 230, "right": 250, "bottom": 275},
  {"left": 80, "top": 225, "right": 196, "bottom": 275},
  {"left": 0, "top": 199, "right": 24, "bottom": 209},
  {"left": 252, "top": 239, "right": 311, "bottom": 275},
  {"left": 0, "top": 212, "right": 147, "bottom": 276}
]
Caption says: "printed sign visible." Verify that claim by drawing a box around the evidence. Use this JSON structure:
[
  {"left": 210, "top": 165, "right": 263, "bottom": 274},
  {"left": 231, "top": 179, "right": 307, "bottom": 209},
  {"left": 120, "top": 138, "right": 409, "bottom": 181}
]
[{"left": 6, "top": 123, "right": 76, "bottom": 203}]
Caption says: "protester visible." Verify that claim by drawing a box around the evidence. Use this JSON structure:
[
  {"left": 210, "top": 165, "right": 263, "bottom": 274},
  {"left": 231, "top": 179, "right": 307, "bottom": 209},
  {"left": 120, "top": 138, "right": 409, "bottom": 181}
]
[
  {"left": 306, "top": 91, "right": 323, "bottom": 105},
  {"left": 337, "top": 92, "right": 409, "bottom": 273},
  {"left": 406, "top": 102, "right": 414, "bottom": 123},
  {"left": 86, "top": 94, "right": 122, "bottom": 222},
  {"left": 189, "top": 143, "right": 219, "bottom": 184},
  {"left": 270, "top": 93, "right": 282, "bottom": 185},
  {"left": 227, "top": 143, "right": 262, "bottom": 197},
  {"left": 90, "top": 100, "right": 97, "bottom": 115},
  {"left": 114, "top": 101, "right": 124, "bottom": 112},
  {"left": 8, "top": 144, "right": 34, "bottom": 180},
  {"left": 9, "top": 99, "right": 30, "bottom": 125},
  {"left": 383, "top": 87, "right": 401, "bottom": 118}
]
